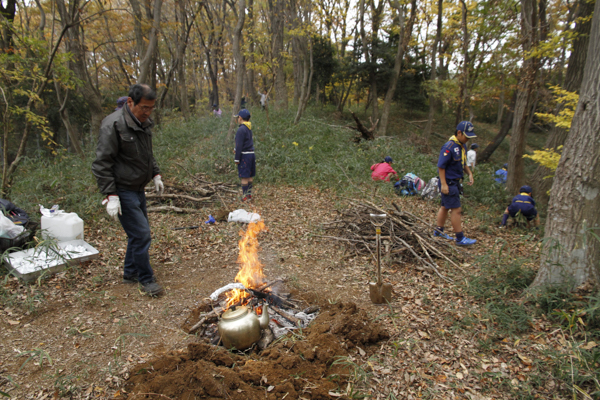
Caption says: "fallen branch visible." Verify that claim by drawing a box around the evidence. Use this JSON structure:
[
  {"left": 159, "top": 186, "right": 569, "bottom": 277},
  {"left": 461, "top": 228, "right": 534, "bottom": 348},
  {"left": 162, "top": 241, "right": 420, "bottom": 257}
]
[
  {"left": 147, "top": 206, "right": 205, "bottom": 213},
  {"left": 270, "top": 305, "right": 301, "bottom": 326},
  {"left": 146, "top": 193, "right": 212, "bottom": 202}
]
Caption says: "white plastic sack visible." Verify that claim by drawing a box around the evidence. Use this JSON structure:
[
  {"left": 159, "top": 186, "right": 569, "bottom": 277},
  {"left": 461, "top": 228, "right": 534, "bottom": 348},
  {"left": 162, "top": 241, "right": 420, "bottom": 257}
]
[
  {"left": 0, "top": 213, "right": 25, "bottom": 239},
  {"left": 227, "top": 209, "right": 261, "bottom": 223}
]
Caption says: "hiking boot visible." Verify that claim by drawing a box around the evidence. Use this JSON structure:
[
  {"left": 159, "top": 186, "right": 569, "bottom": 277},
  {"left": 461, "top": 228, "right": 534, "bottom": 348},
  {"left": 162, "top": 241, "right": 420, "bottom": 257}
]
[
  {"left": 141, "top": 281, "right": 164, "bottom": 296},
  {"left": 434, "top": 230, "right": 453, "bottom": 240},
  {"left": 456, "top": 237, "right": 477, "bottom": 246},
  {"left": 123, "top": 275, "right": 138, "bottom": 284}
]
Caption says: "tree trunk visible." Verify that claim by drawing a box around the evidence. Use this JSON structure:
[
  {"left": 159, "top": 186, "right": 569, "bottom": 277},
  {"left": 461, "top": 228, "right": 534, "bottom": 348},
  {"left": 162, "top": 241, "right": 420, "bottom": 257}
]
[
  {"left": 176, "top": 0, "right": 190, "bottom": 120},
  {"left": 530, "top": 0, "right": 595, "bottom": 204},
  {"left": 294, "top": 35, "right": 313, "bottom": 125},
  {"left": 478, "top": 95, "right": 515, "bottom": 163},
  {"left": 246, "top": 0, "right": 257, "bottom": 106},
  {"left": 423, "top": 0, "right": 443, "bottom": 141},
  {"left": 138, "top": 0, "right": 163, "bottom": 84},
  {"left": 379, "top": 0, "right": 416, "bottom": 136},
  {"left": 55, "top": 0, "right": 104, "bottom": 139},
  {"left": 496, "top": 72, "right": 505, "bottom": 126},
  {"left": 53, "top": 80, "right": 83, "bottom": 157},
  {"left": 455, "top": 0, "right": 469, "bottom": 126},
  {"left": 507, "top": 0, "right": 539, "bottom": 194},
  {"left": 270, "top": 0, "right": 287, "bottom": 110},
  {"left": 531, "top": 0, "right": 600, "bottom": 290},
  {"left": 228, "top": 0, "right": 246, "bottom": 141}
]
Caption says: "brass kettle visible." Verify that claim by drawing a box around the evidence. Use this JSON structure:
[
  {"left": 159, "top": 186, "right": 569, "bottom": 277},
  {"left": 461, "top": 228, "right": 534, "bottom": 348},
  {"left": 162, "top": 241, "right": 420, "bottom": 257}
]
[{"left": 218, "top": 304, "right": 269, "bottom": 350}]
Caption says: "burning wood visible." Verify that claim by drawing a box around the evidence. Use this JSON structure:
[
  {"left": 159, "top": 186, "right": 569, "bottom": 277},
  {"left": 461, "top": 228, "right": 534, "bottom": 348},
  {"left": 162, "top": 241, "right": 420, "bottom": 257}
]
[
  {"left": 186, "top": 221, "right": 320, "bottom": 350},
  {"left": 320, "top": 200, "right": 465, "bottom": 282}
]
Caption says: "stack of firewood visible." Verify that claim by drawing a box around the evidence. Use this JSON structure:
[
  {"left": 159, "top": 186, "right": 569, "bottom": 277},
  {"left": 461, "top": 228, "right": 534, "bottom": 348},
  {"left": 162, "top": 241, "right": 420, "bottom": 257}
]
[
  {"left": 321, "top": 200, "right": 465, "bottom": 282},
  {"left": 147, "top": 173, "right": 239, "bottom": 213}
]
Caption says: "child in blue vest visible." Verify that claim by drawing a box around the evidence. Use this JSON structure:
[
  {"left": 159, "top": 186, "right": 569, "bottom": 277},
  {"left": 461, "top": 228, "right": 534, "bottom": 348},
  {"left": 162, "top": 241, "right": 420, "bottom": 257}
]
[
  {"left": 434, "top": 121, "right": 477, "bottom": 246},
  {"left": 500, "top": 185, "right": 540, "bottom": 228},
  {"left": 234, "top": 109, "right": 255, "bottom": 202}
]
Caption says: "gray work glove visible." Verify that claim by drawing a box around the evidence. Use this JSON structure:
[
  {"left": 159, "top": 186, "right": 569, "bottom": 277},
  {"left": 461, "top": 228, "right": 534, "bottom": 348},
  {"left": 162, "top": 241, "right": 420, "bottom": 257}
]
[
  {"left": 102, "top": 195, "right": 121, "bottom": 220},
  {"left": 153, "top": 175, "right": 164, "bottom": 196}
]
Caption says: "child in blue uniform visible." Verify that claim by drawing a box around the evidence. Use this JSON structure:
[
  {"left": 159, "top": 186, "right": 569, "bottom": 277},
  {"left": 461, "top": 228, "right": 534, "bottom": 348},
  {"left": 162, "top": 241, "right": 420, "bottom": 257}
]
[
  {"left": 434, "top": 121, "right": 477, "bottom": 246},
  {"left": 495, "top": 164, "right": 508, "bottom": 184},
  {"left": 234, "top": 109, "right": 255, "bottom": 202},
  {"left": 500, "top": 185, "right": 539, "bottom": 228}
]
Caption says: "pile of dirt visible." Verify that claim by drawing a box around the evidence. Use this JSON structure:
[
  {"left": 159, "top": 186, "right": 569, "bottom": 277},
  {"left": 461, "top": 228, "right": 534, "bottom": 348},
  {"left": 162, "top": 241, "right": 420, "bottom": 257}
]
[{"left": 122, "top": 302, "right": 388, "bottom": 399}]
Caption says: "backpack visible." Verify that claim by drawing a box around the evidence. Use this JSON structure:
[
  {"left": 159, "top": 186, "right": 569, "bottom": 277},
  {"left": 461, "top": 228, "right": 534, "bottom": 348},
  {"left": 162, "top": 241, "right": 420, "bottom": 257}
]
[
  {"left": 0, "top": 199, "right": 30, "bottom": 225},
  {"left": 420, "top": 177, "right": 441, "bottom": 200},
  {"left": 395, "top": 173, "right": 424, "bottom": 196}
]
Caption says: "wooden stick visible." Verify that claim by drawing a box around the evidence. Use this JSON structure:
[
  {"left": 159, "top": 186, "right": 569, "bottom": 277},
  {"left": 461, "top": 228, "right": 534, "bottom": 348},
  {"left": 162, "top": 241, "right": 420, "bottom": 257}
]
[
  {"left": 147, "top": 206, "right": 205, "bottom": 213},
  {"left": 146, "top": 193, "right": 212, "bottom": 202},
  {"left": 270, "top": 305, "right": 301, "bottom": 326},
  {"left": 188, "top": 308, "right": 223, "bottom": 334}
]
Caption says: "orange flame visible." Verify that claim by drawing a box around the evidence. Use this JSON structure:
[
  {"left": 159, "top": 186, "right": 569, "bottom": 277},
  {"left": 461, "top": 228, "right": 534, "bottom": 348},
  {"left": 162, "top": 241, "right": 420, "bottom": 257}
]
[{"left": 226, "top": 220, "right": 267, "bottom": 307}]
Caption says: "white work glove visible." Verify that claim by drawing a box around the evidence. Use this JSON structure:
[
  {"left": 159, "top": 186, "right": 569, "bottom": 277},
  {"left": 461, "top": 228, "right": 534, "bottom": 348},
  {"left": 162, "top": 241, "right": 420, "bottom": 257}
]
[
  {"left": 153, "top": 175, "right": 164, "bottom": 196},
  {"left": 102, "top": 195, "right": 121, "bottom": 220}
]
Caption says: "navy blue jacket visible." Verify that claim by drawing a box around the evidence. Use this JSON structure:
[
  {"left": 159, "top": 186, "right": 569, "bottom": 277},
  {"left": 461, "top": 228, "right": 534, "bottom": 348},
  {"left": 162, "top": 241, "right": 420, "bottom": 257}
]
[
  {"left": 234, "top": 124, "right": 254, "bottom": 163},
  {"left": 437, "top": 140, "right": 466, "bottom": 180},
  {"left": 508, "top": 193, "right": 536, "bottom": 214}
]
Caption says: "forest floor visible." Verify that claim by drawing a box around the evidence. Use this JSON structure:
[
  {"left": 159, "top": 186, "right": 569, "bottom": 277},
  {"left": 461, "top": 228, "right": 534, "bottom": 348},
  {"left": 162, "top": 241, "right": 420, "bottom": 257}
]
[{"left": 0, "top": 184, "right": 573, "bottom": 399}]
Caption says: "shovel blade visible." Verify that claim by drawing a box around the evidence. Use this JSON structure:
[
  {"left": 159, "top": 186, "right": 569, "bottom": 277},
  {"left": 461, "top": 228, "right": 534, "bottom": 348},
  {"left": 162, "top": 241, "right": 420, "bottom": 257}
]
[
  {"left": 369, "top": 282, "right": 384, "bottom": 304},
  {"left": 381, "top": 283, "right": 393, "bottom": 303}
]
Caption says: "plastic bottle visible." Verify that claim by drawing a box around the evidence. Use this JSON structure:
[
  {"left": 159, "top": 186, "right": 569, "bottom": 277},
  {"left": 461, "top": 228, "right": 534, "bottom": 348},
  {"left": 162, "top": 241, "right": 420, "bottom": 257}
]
[{"left": 41, "top": 212, "right": 84, "bottom": 242}]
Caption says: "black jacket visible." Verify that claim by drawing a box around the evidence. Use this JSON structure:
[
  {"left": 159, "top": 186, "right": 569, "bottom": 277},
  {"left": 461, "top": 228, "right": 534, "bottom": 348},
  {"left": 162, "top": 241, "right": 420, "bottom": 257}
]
[
  {"left": 92, "top": 105, "right": 160, "bottom": 195},
  {"left": 234, "top": 123, "right": 254, "bottom": 163}
]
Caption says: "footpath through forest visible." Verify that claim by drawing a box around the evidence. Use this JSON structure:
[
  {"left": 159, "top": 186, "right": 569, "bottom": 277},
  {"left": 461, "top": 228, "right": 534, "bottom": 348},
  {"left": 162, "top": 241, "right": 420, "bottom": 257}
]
[{"left": 0, "top": 184, "right": 576, "bottom": 399}]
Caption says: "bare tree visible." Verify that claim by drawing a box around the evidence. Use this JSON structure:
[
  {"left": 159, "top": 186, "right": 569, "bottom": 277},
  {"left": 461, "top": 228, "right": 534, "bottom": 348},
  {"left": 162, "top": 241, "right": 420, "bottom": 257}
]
[
  {"left": 228, "top": 0, "right": 247, "bottom": 140},
  {"left": 507, "top": 0, "right": 539, "bottom": 194},
  {"left": 138, "top": 0, "right": 163, "bottom": 84},
  {"left": 422, "top": 0, "right": 443, "bottom": 141},
  {"left": 269, "top": 0, "right": 287, "bottom": 110},
  {"left": 531, "top": 0, "right": 600, "bottom": 290},
  {"left": 378, "top": 0, "right": 417, "bottom": 136}
]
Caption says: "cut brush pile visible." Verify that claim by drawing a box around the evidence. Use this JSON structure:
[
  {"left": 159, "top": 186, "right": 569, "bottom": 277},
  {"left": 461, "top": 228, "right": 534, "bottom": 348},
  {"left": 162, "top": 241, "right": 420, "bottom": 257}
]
[{"left": 321, "top": 200, "right": 465, "bottom": 282}]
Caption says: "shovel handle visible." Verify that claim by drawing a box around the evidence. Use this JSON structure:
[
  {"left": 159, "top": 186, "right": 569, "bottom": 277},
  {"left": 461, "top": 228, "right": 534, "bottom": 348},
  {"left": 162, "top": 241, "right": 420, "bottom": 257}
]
[{"left": 376, "top": 227, "right": 382, "bottom": 285}]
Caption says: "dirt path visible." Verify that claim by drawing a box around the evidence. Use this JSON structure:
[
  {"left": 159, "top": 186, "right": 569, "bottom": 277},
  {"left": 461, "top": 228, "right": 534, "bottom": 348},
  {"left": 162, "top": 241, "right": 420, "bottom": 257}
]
[{"left": 0, "top": 185, "right": 549, "bottom": 399}]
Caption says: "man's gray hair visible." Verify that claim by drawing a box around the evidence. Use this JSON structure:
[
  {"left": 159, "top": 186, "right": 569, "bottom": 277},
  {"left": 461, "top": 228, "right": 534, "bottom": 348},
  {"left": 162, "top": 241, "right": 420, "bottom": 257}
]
[{"left": 128, "top": 84, "right": 157, "bottom": 105}]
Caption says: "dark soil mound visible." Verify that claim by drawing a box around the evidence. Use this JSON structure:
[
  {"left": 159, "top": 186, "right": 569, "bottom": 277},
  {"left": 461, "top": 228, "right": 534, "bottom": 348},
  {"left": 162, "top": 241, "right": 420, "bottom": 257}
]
[{"left": 122, "top": 302, "right": 388, "bottom": 399}]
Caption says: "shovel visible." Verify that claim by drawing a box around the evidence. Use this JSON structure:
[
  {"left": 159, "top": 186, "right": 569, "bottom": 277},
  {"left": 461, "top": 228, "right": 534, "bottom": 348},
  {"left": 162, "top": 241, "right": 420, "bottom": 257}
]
[{"left": 369, "top": 214, "right": 393, "bottom": 304}]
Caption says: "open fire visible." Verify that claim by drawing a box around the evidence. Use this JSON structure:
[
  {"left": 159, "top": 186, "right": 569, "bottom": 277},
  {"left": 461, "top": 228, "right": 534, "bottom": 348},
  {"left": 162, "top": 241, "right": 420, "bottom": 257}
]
[{"left": 225, "top": 220, "right": 267, "bottom": 308}]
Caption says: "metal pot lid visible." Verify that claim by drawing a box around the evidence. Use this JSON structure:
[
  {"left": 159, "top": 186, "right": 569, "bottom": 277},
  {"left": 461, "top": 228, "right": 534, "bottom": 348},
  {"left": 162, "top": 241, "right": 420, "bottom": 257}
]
[{"left": 222, "top": 305, "right": 249, "bottom": 321}]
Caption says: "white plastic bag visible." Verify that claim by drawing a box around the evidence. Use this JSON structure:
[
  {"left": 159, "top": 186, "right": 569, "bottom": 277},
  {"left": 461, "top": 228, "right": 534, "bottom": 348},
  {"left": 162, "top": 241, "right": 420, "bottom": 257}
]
[
  {"left": 227, "top": 209, "right": 261, "bottom": 223},
  {"left": 0, "top": 213, "right": 25, "bottom": 239}
]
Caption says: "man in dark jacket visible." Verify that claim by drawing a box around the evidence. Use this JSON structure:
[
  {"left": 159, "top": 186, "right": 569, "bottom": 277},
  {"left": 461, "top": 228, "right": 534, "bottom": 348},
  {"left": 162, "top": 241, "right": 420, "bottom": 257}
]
[
  {"left": 91, "top": 84, "right": 165, "bottom": 296},
  {"left": 234, "top": 109, "right": 255, "bottom": 202}
]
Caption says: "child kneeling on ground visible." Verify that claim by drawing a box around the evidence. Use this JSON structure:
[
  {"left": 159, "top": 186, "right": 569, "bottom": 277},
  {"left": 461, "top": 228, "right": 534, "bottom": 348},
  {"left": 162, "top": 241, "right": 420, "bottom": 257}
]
[{"left": 500, "top": 185, "right": 540, "bottom": 229}]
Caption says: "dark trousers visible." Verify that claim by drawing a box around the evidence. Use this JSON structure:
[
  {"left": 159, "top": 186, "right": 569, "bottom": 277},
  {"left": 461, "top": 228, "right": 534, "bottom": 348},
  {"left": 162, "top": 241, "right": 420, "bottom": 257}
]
[{"left": 117, "top": 189, "right": 154, "bottom": 284}]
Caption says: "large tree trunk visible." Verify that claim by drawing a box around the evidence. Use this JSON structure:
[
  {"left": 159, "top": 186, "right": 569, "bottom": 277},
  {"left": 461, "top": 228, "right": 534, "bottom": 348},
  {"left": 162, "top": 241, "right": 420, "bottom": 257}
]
[
  {"left": 379, "top": 0, "right": 416, "bottom": 136},
  {"left": 0, "top": 0, "right": 17, "bottom": 51},
  {"left": 423, "top": 0, "right": 443, "bottom": 141},
  {"left": 531, "top": 0, "right": 600, "bottom": 290},
  {"left": 270, "top": 0, "right": 287, "bottom": 111},
  {"left": 138, "top": 0, "right": 163, "bottom": 84},
  {"left": 246, "top": 0, "right": 257, "bottom": 106},
  {"left": 507, "top": 0, "right": 539, "bottom": 194},
  {"left": 228, "top": 0, "right": 246, "bottom": 141},
  {"left": 530, "top": 0, "right": 595, "bottom": 204}
]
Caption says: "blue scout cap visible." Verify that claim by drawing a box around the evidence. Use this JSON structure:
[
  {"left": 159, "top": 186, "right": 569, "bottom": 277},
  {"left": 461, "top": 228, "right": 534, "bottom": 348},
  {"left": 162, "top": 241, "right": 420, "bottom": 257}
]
[
  {"left": 235, "top": 109, "right": 251, "bottom": 120},
  {"left": 520, "top": 185, "right": 532, "bottom": 194},
  {"left": 384, "top": 156, "right": 393, "bottom": 163},
  {"left": 470, "top": 143, "right": 479, "bottom": 149},
  {"left": 116, "top": 96, "right": 128, "bottom": 110},
  {"left": 456, "top": 121, "right": 476, "bottom": 138},
  {"left": 503, "top": 163, "right": 508, "bottom": 169}
]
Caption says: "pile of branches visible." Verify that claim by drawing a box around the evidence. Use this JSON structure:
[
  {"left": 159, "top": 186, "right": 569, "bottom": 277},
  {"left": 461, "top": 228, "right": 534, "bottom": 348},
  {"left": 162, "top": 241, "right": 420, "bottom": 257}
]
[
  {"left": 322, "top": 200, "right": 465, "bottom": 282},
  {"left": 147, "top": 172, "right": 238, "bottom": 213}
]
